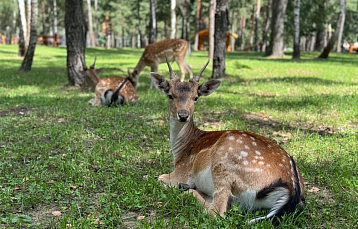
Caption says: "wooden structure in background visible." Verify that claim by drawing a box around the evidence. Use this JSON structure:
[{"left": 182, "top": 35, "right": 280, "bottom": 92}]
[
  {"left": 191, "top": 29, "right": 238, "bottom": 51},
  {"left": 37, "top": 34, "right": 62, "bottom": 46}
]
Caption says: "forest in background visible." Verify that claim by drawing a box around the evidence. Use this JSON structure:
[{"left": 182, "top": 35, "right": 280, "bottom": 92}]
[{"left": 1, "top": 0, "right": 358, "bottom": 52}]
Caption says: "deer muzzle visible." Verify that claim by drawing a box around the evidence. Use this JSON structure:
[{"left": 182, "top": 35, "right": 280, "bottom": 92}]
[{"left": 177, "top": 109, "right": 190, "bottom": 122}]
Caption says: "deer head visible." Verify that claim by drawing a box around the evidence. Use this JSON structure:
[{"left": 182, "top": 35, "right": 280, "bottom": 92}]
[
  {"left": 150, "top": 58, "right": 221, "bottom": 122},
  {"left": 81, "top": 57, "right": 105, "bottom": 89}
]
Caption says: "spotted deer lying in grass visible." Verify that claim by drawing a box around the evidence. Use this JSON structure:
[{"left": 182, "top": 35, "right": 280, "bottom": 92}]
[
  {"left": 81, "top": 58, "right": 138, "bottom": 106},
  {"left": 128, "top": 38, "right": 193, "bottom": 89},
  {"left": 150, "top": 59, "right": 305, "bottom": 223}
]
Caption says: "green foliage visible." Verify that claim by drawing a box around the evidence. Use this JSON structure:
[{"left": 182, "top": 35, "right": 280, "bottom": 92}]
[{"left": 0, "top": 46, "right": 358, "bottom": 228}]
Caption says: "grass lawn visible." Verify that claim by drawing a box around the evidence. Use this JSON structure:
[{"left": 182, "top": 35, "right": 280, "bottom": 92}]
[{"left": 0, "top": 45, "right": 357, "bottom": 228}]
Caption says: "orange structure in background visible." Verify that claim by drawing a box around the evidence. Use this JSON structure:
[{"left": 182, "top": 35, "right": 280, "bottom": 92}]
[
  {"left": 349, "top": 42, "right": 358, "bottom": 53},
  {"left": 192, "top": 29, "right": 238, "bottom": 51}
]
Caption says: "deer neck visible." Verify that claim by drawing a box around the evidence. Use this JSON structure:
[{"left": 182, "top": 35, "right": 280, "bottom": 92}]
[
  {"left": 169, "top": 115, "right": 204, "bottom": 160},
  {"left": 135, "top": 57, "right": 146, "bottom": 74}
]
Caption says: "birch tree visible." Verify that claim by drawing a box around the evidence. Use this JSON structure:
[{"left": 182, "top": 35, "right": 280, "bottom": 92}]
[
  {"left": 18, "top": 0, "right": 27, "bottom": 56},
  {"left": 292, "top": 0, "right": 300, "bottom": 59},
  {"left": 19, "top": 0, "right": 38, "bottom": 72},
  {"left": 86, "top": 0, "right": 95, "bottom": 46},
  {"left": 170, "top": 0, "right": 176, "bottom": 38},
  {"left": 209, "top": 0, "right": 216, "bottom": 59}
]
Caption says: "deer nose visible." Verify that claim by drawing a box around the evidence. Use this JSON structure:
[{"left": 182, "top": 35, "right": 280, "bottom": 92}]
[{"left": 177, "top": 110, "right": 189, "bottom": 122}]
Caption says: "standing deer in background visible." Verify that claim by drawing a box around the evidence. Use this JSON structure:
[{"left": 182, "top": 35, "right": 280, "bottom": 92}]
[
  {"left": 128, "top": 39, "right": 193, "bottom": 89},
  {"left": 150, "top": 58, "right": 305, "bottom": 223},
  {"left": 81, "top": 58, "right": 138, "bottom": 106}
]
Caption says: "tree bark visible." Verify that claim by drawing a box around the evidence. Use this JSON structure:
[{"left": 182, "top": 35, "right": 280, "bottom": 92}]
[
  {"left": 26, "top": 0, "right": 31, "bottom": 46},
  {"left": 230, "top": 10, "right": 236, "bottom": 52},
  {"left": 212, "top": 0, "right": 228, "bottom": 79},
  {"left": 266, "top": 0, "right": 288, "bottom": 57},
  {"left": 137, "top": 0, "right": 142, "bottom": 48},
  {"left": 53, "top": 0, "right": 57, "bottom": 34},
  {"left": 18, "top": 0, "right": 27, "bottom": 56},
  {"left": 209, "top": 0, "right": 216, "bottom": 59},
  {"left": 170, "top": 0, "right": 176, "bottom": 39},
  {"left": 194, "top": 0, "right": 202, "bottom": 51},
  {"left": 249, "top": 4, "right": 255, "bottom": 47},
  {"left": 315, "top": 1, "right": 325, "bottom": 51},
  {"left": 254, "top": 0, "right": 261, "bottom": 51},
  {"left": 336, "top": 1, "right": 346, "bottom": 52},
  {"left": 262, "top": 0, "right": 270, "bottom": 53},
  {"left": 149, "top": 0, "right": 156, "bottom": 43},
  {"left": 94, "top": 0, "right": 98, "bottom": 42},
  {"left": 318, "top": 0, "right": 346, "bottom": 58},
  {"left": 65, "top": 0, "right": 86, "bottom": 87},
  {"left": 41, "top": 0, "right": 46, "bottom": 34},
  {"left": 86, "top": 0, "right": 95, "bottom": 47},
  {"left": 19, "top": 0, "right": 38, "bottom": 72},
  {"left": 292, "top": 0, "right": 300, "bottom": 59}
]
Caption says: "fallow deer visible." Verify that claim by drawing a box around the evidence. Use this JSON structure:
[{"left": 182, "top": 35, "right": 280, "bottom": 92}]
[
  {"left": 81, "top": 58, "right": 138, "bottom": 106},
  {"left": 150, "top": 59, "right": 305, "bottom": 223},
  {"left": 128, "top": 39, "right": 193, "bottom": 89}
]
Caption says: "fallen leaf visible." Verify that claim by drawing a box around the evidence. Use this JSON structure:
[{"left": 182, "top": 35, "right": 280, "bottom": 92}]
[
  {"left": 136, "top": 215, "right": 145, "bottom": 220},
  {"left": 93, "top": 218, "right": 104, "bottom": 225},
  {"left": 57, "top": 118, "right": 65, "bottom": 123},
  {"left": 70, "top": 185, "right": 77, "bottom": 190},
  {"left": 52, "top": 211, "right": 62, "bottom": 216},
  {"left": 14, "top": 186, "right": 21, "bottom": 190},
  {"left": 308, "top": 187, "right": 320, "bottom": 193}
]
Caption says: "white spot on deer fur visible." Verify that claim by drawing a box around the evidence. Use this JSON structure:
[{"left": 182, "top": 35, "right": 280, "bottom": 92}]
[
  {"left": 241, "top": 151, "right": 248, "bottom": 157},
  {"left": 252, "top": 160, "right": 257, "bottom": 163},
  {"left": 255, "top": 150, "right": 261, "bottom": 155},
  {"left": 222, "top": 153, "right": 228, "bottom": 160},
  {"left": 268, "top": 145, "right": 272, "bottom": 148},
  {"left": 229, "top": 136, "right": 235, "bottom": 140},
  {"left": 218, "top": 146, "right": 225, "bottom": 151},
  {"left": 289, "top": 160, "right": 293, "bottom": 166},
  {"left": 258, "top": 161, "right": 265, "bottom": 165},
  {"left": 243, "top": 160, "right": 248, "bottom": 165},
  {"left": 252, "top": 142, "right": 257, "bottom": 146},
  {"left": 244, "top": 145, "right": 250, "bottom": 150},
  {"left": 228, "top": 147, "right": 233, "bottom": 152},
  {"left": 236, "top": 155, "right": 242, "bottom": 160},
  {"left": 250, "top": 136, "right": 255, "bottom": 140},
  {"left": 266, "top": 164, "right": 271, "bottom": 167},
  {"left": 242, "top": 134, "right": 247, "bottom": 137},
  {"left": 236, "top": 139, "right": 243, "bottom": 144},
  {"left": 278, "top": 163, "right": 283, "bottom": 167}
]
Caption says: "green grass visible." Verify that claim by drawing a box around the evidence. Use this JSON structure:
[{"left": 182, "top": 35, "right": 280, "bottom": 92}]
[{"left": 0, "top": 45, "right": 357, "bottom": 228}]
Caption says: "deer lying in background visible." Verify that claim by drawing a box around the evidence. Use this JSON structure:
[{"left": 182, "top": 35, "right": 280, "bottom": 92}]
[
  {"left": 81, "top": 58, "right": 138, "bottom": 106},
  {"left": 128, "top": 39, "right": 193, "bottom": 89},
  {"left": 150, "top": 59, "right": 305, "bottom": 223}
]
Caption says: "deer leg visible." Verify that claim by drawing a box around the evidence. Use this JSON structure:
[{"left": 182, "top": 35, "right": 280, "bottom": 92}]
[
  {"left": 150, "top": 66, "right": 158, "bottom": 89},
  {"left": 176, "top": 59, "right": 186, "bottom": 82},
  {"left": 184, "top": 60, "right": 193, "bottom": 78}
]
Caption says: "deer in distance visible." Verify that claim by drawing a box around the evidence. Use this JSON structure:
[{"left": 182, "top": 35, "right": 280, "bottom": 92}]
[
  {"left": 150, "top": 58, "right": 305, "bottom": 223},
  {"left": 128, "top": 39, "right": 193, "bottom": 89},
  {"left": 81, "top": 58, "right": 138, "bottom": 106}
]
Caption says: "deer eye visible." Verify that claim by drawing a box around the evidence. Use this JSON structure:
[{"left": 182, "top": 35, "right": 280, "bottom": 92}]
[
  {"left": 168, "top": 95, "right": 174, "bottom": 100},
  {"left": 194, "top": 97, "right": 198, "bottom": 101}
]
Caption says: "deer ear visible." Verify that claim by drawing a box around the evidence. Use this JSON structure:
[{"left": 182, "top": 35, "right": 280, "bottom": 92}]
[
  {"left": 198, "top": 80, "right": 221, "bottom": 97},
  {"left": 150, "top": 72, "right": 169, "bottom": 94},
  {"left": 96, "top": 68, "right": 105, "bottom": 75}
]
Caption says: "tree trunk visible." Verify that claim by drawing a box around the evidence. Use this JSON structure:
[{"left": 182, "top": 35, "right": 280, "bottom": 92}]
[
  {"left": 266, "top": 0, "right": 288, "bottom": 57},
  {"left": 254, "top": 0, "right": 261, "bottom": 51},
  {"left": 121, "top": 26, "right": 125, "bottom": 48},
  {"left": 137, "top": 0, "right": 142, "bottom": 48},
  {"left": 19, "top": 0, "right": 38, "bottom": 72},
  {"left": 239, "top": 13, "right": 246, "bottom": 50},
  {"left": 132, "top": 28, "right": 135, "bottom": 48},
  {"left": 94, "top": 0, "right": 98, "bottom": 42},
  {"left": 249, "top": 4, "right": 255, "bottom": 47},
  {"left": 41, "top": 0, "right": 46, "bottom": 34},
  {"left": 262, "top": 0, "right": 270, "bottom": 52},
  {"left": 86, "top": 0, "right": 95, "bottom": 47},
  {"left": 170, "top": 0, "right": 176, "bottom": 39},
  {"left": 65, "top": 0, "right": 86, "bottom": 87},
  {"left": 336, "top": 1, "right": 346, "bottom": 52},
  {"left": 212, "top": 0, "right": 228, "bottom": 78},
  {"left": 13, "top": 0, "right": 17, "bottom": 42},
  {"left": 194, "top": 0, "right": 202, "bottom": 51},
  {"left": 315, "top": 1, "right": 325, "bottom": 51},
  {"left": 292, "top": 0, "right": 300, "bottom": 59},
  {"left": 209, "top": 0, "right": 216, "bottom": 59},
  {"left": 26, "top": 0, "right": 31, "bottom": 46},
  {"left": 47, "top": 0, "right": 53, "bottom": 37},
  {"left": 318, "top": 0, "right": 346, "bottom": 58},
  {"left": 18, "top": 0, "right": 27, "bottom": 56},
  {"left": 230, "top": 10, "right": 236, "bottom": 52},
  {"left": 149, "top": 0, "right": 156, "bottom": 44},
  {"left": 185, "top": 1, "right": 190, "bottom": 41},
  {"left": 53, "top": 0, "right": 58, "bottom": 34}
]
